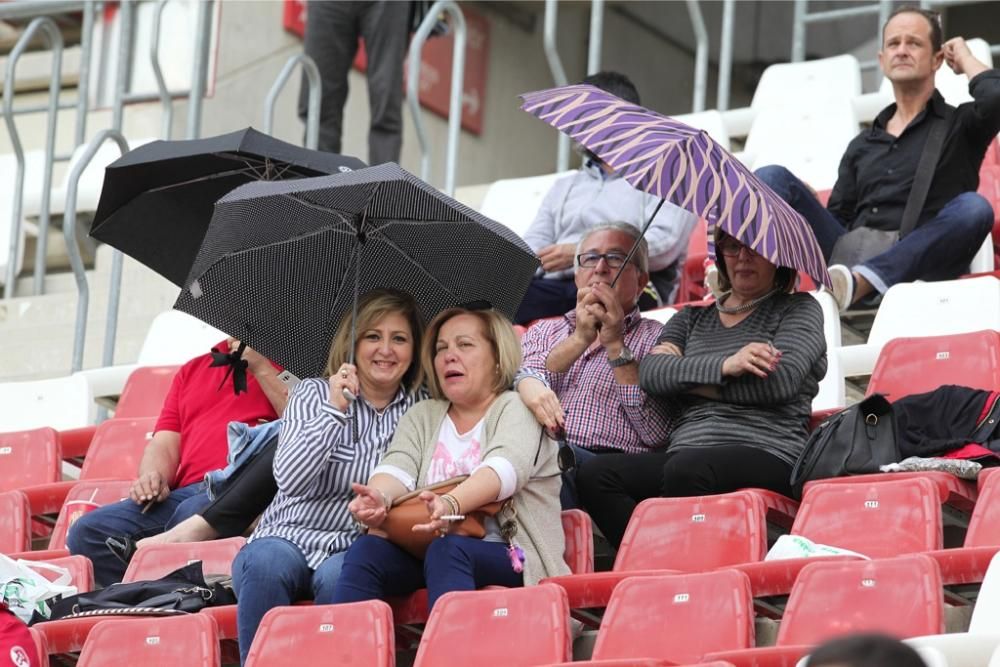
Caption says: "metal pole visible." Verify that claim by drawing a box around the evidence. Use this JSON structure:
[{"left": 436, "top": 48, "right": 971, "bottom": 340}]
[
  {"left": 263, "top": 53, "right": 322, "bottom": 150},
  {"left": 64, "top": 130, "right": 130, "bottom": 373},
  {"left": 406, "top": 0, "right": 465, "bottom": 189},
  {"left": 543, "top": 0, "right": 570, "bottom": 172},
  {"left": 587, "top": 0, "right": 604, "bottom": 75},
  {"left": 151, "top": 0, "right": 174, "bottom": 140},
  {"left": 686, "top": 0, "right": 708, "bottom": 113},
  {"left": 112, "top": 0, "right": 133, "bottom": 132},
  {"left": 717, "top": 0, "right": 735, "bottom": 111},
  {"left": 187, "top": 0, "right": 214, "bottom": 139},
  {"left": 791, "top": 0, "right": 807, "bottom": 62},
  {"left": 75, "top": 0, "right": 95, "bottom": 148},
  {"left": 0, "top": 1, "right": 85, "bottom": 20},
  {"left": 2, "top": 17, "right": 63, "bottom": 299},
  {"left": 443, "top": 7, "right": 466, "bottom": 195}
]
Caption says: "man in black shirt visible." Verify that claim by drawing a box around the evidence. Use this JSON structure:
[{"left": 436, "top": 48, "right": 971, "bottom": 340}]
[{"left": 757, "top": 6, "right": 998, "bottom": 311}]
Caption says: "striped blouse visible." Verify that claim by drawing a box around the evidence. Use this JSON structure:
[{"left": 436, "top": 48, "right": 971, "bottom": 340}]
[
  {"left": 638, "top": 292, "right": 827, "bottom": 465},
  {"left": 249, "top": 377, "right": 427, "bottom": 569}
]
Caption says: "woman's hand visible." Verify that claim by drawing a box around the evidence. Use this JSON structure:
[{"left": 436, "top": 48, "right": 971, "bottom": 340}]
[
  {"left": 328, "top": 363, "right": 360, "bottom": 412},
  {"left": 348, "top": 482, "right": 389, "bottom": 529},
  {"left": 722, "top": 342, "right": 781, "bottom": 378},
  {"left": 518, "top": 378, "right": 565, "bottom": 432},
  {"left": 411, "top": 491, "right": 455, "bottom": 536}
]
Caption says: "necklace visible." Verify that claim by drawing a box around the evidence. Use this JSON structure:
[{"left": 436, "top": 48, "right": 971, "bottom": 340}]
[{"left": 715, "top": 288, "right": 780, "bottom": 314}]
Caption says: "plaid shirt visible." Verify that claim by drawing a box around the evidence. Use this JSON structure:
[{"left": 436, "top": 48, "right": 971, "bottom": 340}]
[{"left": 517, "top": 307, "right": 673, "bottom": 454}]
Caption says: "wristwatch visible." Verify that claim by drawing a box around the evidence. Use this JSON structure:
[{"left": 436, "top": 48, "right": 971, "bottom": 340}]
[{"left": 608, "top": 345, "right": 635, "bottom": 368}]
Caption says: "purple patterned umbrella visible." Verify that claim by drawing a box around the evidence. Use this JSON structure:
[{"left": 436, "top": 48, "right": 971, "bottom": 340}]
[{"left": 519, "top": 84, "right": 831, "bottom": 288}]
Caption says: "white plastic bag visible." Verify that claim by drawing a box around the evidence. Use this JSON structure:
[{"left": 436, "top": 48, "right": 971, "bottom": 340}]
[
  {"left": 0, "top": 554, "right": 77, "bottom": 623},
  {"left": 765, "top": 534, "right": 870, "bottom": 562}
]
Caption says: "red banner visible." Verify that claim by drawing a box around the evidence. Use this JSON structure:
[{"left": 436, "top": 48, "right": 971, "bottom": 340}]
[{"left": 283, "top": 1, "right": 489, "bottom": 136}]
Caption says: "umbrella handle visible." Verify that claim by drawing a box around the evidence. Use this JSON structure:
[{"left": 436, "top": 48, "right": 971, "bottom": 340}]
[{"left": 611, "top": 198, "right": 667, "bottom": 288}]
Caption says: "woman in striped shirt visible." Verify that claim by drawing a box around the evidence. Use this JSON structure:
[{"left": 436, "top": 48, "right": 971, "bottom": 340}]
[
  {"left": 231, "top": 289, "right": 426, "bottom": 664},
  {"left": 577, "top": 231, "right": 828, "bottom": 548}
]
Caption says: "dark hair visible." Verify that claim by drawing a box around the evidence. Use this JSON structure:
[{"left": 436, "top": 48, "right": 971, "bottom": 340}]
[
  {"left": 713, "top": 229, "right": 796, "bottom": 294},
  {"left": 581, "top": 71, "right": 640, "bottom": 105},
  {"left": 807, "top": 633, "right": 927, "bottom": 667},
  {"left": 883, "top": 6, "right": 943, "bottom": 52}
]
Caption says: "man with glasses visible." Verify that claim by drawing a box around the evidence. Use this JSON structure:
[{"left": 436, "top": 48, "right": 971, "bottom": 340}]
[
  {"left": 756, "top": 6, "right": 998, "bottom": 312},
  {"left": 515, "top": 71, "right": 698, "bottom": 323},
  {"left": 515, "top": 223, "right": 673, "bottom": 508}
]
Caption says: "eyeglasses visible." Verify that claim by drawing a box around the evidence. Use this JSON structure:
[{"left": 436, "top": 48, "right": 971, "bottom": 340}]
[
  {"left": 577, "top": 252, "right": 632, "bottom": 269},
  {"left": 716, "top": 240, "right": 759, "bottom": 258}
]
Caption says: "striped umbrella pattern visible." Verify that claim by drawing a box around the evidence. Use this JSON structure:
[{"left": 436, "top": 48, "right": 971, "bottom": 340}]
[{"left": 520, "top": 84, "right": 831, "bottom": 288}]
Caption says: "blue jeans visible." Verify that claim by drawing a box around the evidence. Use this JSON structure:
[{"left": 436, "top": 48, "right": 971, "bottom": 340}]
[
  {"left": 560, "top": 443, "right": 599, "bottom": 510},
  {"left": 231, "top": 537, "right": 346, "bottom": 665},
  {"left": 331, "top": 534, "right": 522, "bottom": 611},
  {"left": 65, "top": 482, "right": 211, "bottom": 587},
  {"left": 756, "top": 165, "right": 994, "bottom": 293},
  {"left": 515, "top": 277, "right": 578, "bottom": 324}
]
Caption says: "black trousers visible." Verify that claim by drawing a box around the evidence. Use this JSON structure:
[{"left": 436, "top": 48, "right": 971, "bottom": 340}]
[
  {"left": 576, "top": 445, "right": 793, "bottom": 549},
  {"left": 201, "top": 438, "right": 279, "bottom": 538}
]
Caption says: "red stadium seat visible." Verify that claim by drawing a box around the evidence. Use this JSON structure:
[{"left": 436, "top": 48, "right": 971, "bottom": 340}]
[
  {"left": 113, "top": 365, "right": 180, "bottom": 419},
  {"left": 925, "top": 471, "right": 1000, "bottom": 585},
  {"left": 23, "top": 555, "right": 95, "bottom": 594},
  {"left": 706, "top": 555, "right": 943, "bottom": 667},
  {"left": 543, "top": 492, "right": 768, "bottom": 613},
  {"left": 561, "top": 509, "right": 594, "bottom": 575},
  {"left": 0, "top": 490, "right": 31, "bottom": 552},
  {"left": 122, "top": 537, "right": 246, "bottom": 582},
  {"left": 676, "top": 219, "right": 709, "bottom": 304},
  {"left": 0, "top": 428, "right": 60, "bottom": 492},
  {"left": 244, "top": 601, "right": 393, "bottom": 667},
  {"left": 413, "top": 585, "right": 571, "bottom": 667},
  {"left": 21, "top": 479, "right": 133, "bottom": 556},
  {"left": 587, "top": 570, "right": 754, "bottom": 664},
  {"left": 18, "top": 417, "right": 157, "bottom": 518},
  {"left": 29, "top": 627, "right": 49, "bottom": 667},
  {"left": 867, "top": 330, "right": 1000, "bottom": 401},
  {"left": 75, "top": 614, "right": 220, "bottom": 667}
]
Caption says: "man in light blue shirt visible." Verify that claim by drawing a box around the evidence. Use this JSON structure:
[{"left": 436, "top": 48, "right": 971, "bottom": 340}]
[{"left": 515, "top": 72, "right": 698, "bottom": 324}]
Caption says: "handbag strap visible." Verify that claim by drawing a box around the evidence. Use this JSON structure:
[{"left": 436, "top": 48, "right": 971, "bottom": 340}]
[{"left": 899, "top": 106, "right": 952, "bottom": 238}]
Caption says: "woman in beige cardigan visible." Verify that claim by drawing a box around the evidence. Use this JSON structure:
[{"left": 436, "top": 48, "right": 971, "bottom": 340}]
[{"left": 333, "top": 307, "right": 568, "bottom": 611}]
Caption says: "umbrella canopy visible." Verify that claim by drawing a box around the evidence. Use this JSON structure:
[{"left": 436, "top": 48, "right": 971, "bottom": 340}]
[
  {"left": 90, "top": 127, "right": 367, "bottom": 286},
  {"left": 174, "top": 162, "right": 540, "bottom": 378},
  {"left": 519, "top": 84, "right": 831, "bottom": 288}
]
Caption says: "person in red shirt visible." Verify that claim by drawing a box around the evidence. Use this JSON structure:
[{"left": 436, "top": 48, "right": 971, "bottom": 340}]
[
  {"left": 0, "top": 605, "right": 39, "bottom": 667},
  {"left": 67, "top": 339, "right": 287, "bottom": 586}
]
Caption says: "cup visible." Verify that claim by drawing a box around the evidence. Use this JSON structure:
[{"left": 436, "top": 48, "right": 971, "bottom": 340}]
[{"left": 65, "top": 499, "right": 100, "bottom": 527}]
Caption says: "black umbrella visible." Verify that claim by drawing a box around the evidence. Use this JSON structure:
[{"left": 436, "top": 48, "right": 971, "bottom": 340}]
[
  {"left": 90, "top": 127, "right": 366, "bottom": 286},
  {"left": 174, "top": 162, "right": 541, "bottom": 379}
]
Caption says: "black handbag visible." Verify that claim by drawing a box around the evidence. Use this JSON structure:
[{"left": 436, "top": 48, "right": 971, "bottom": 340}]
[
  {"left": 789, "top": 394, "right": 899, "bottom": 498},
  {"left": 45, "top": 562, "right": 236, "bottom": 622}
]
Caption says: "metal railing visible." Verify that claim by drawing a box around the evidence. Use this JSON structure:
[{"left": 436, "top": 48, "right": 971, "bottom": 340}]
[
  {"left": 792, "top": 0, "right": 893, "bottom": 71},
  {"left": 543, "top": 0, "right": 570, "bottom": 173},
  {"left": 717, "top": 0, "right": 736, "bottom": 111},
  {"left": 587, "top": 0, "right": 604, "bottom": 76},
  {"left": 63, "top": 130, "right": 130, "bottom": 372},
  {"left": 407, "top": 0, "right": 466, "bottom": 196},
  {"left": 686, "top": 0, "right": 709, "bottom": 112},
  {"left": 264, "top": 54, "right": 321, "bottom": 150},
  {"left": 2, "top": 17, "right": 64, "bottom": 298}
]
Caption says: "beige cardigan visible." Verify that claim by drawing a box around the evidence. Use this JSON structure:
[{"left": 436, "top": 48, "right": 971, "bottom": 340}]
[{"left": 378, "top": 391, "right": 569, "bottom": 585}]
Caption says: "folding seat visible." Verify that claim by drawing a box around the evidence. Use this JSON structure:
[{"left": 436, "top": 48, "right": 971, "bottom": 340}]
[
  {"left": 413, "top": 585, "right": 571, "bottom": 666},
  {"left": 807, "top": 330, "right": 1000, "bottom": 518},
  {"left": 0, "top": 490, "right": 31, "bottom": 552},
  {"left": 11, "top": 479, "right": 133, "bottom": 559},
  {"left": 925, "top": 471, "right": 1000, "bottom": 586},
  {"left": 75, "top": 614, "right": 220, "bottom": 667},
  {"left": 0, "top": 427, "right": 60, "bottom": 491},
  {"left": 113, "top": 365, "right": 180, "bottom": 418},
  {"left": 730, "top": 477, "right": 942, "bottom": 600},
  {"left": 388, "top": 509, "right": 596, "bottom": 628},
  {"left": 244, "top": 600, "right": 394, "bottom": 667},
  {"left": 706, "top": 555, "right": 944, "bottom": 667},
  {"left": 543, "top": 491, "right": 768, "bottom": 613},
  {"left": 122, "top": 537, "right": 246, "bottom": 582},
  {"left": 676, "top": 218, "right": 709, "bottom": 304},
  {"left": 29, "top": 627, "right": 49, "bottom": 667},
  {"left": 19, "top": 417, "right": 157, "bottom": 518},
  {"left": 559, "top": 570, "right": 754, "bottom": 665}
]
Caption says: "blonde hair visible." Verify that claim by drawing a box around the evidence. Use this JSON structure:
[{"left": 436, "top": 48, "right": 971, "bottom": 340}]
[
  {"left": 421, "top": 308, "right": 522, "bottom": 401},
  {"left": 324, "top": 289, "right": 425, "bottom": 392}
]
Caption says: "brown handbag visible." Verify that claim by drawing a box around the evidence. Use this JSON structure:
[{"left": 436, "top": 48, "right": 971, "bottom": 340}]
[{"left": 372, "top": 476, "right": 504, "bottom": 559}]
